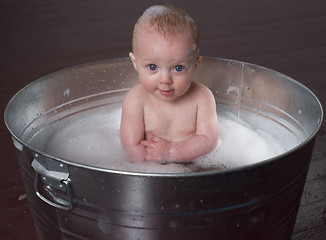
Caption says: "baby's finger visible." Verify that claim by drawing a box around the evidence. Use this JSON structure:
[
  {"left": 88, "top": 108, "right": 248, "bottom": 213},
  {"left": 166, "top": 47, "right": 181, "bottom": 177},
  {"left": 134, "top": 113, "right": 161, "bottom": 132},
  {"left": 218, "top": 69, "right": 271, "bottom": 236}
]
[
  {"left": 146, "top": 147, "right": 154, "bottom": 155},
  {"left": 145, "top": 153, "right": 154, "bottom": 161},
  {"left": 140, "top": 140, "right": 154, "bottom": 148},
  {"left": 150, "top": 133, "right": 160, "bottom": 142}
]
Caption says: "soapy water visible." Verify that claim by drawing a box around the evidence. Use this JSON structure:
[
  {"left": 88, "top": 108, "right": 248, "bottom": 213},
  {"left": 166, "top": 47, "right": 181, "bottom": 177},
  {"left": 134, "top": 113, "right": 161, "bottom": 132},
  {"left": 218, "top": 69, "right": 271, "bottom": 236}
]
[{"left": 27, "top": 96, "right": 305, "bottom": 174}]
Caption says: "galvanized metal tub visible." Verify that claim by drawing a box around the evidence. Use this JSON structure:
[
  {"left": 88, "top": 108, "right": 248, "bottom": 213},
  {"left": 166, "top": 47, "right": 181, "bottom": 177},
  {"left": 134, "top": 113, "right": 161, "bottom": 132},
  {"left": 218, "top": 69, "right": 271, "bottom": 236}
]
[{"left": 4, "top": 57, "right": 323, "bottom": 240}]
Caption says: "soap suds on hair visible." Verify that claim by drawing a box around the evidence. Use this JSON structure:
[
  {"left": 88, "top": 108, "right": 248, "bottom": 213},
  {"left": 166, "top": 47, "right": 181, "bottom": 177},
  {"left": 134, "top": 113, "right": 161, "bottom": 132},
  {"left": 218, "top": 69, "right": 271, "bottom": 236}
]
[{"left": 142, "top": 5, "right": 172, "bottom": 19}]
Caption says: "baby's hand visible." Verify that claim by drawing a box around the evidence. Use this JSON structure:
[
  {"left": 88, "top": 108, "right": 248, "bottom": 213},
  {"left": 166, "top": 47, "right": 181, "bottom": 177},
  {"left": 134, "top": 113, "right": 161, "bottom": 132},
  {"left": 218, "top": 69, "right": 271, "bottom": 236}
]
[{"left": 140, "top": 134, "right": 172, "bottom": 161}]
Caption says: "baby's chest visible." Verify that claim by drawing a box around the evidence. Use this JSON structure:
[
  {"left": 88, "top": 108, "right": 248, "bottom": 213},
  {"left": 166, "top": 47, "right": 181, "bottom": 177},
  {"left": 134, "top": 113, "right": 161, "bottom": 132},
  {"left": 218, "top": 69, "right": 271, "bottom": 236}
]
[{"left": 144, "top": 105, "right": 197, "bottom": 137}]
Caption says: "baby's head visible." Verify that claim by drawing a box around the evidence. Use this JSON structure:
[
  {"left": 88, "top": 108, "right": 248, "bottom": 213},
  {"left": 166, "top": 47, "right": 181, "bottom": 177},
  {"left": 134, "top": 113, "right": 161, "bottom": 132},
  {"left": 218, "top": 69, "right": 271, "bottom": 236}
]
[
  {"left": 132, "top": 4, "right": 199, "bottom": 55},
  {"left": 130, "top": 4, "right": 201, "bottom": 102}
]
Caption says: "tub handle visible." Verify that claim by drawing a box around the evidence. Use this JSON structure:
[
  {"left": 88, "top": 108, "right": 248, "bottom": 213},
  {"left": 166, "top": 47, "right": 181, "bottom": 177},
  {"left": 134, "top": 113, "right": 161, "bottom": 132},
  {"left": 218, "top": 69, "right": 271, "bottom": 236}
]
[{"left": 32, "top": 157, "right": 74, "bottom": 211}]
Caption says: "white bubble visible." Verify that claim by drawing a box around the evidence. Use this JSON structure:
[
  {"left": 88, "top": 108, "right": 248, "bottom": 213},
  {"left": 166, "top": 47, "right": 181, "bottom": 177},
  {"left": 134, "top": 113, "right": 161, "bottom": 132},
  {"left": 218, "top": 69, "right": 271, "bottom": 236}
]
[
  {"left": 18, "top": 194, "right": 27, "bottom": 201},
  {"left": 64, "top": 89, "right": 70, "bottom": 97}
]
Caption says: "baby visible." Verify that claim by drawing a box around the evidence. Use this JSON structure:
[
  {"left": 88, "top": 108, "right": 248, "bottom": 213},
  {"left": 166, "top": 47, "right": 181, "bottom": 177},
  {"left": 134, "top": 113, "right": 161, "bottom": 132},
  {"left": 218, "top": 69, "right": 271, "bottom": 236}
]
[{"left": 120, "top": 4, "right": 219, "bottom": 163}]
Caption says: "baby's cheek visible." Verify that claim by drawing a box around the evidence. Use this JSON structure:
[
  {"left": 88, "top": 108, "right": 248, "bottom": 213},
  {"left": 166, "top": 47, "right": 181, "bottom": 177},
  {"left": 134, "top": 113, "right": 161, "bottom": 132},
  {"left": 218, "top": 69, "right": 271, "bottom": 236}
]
[{"left": 179, "top": 80, "right": 192, "bottom": 95}]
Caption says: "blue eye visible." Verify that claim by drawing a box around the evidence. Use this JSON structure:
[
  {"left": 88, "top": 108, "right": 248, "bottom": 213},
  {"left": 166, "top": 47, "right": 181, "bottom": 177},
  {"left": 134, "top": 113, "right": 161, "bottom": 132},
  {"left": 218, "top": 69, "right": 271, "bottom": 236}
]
[
  {"left": 174, "top": 65, "right": 184, "bottom": 72},
  {"left": 148, "top": 64, "right": 157, "bottom": 71}
]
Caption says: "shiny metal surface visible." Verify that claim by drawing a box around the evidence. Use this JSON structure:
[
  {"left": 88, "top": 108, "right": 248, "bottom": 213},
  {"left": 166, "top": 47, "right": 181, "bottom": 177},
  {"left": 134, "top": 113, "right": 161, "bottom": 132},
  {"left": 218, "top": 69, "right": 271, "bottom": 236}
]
[{"left": 4, "top": 57, "right": 323, "bottom": 239}]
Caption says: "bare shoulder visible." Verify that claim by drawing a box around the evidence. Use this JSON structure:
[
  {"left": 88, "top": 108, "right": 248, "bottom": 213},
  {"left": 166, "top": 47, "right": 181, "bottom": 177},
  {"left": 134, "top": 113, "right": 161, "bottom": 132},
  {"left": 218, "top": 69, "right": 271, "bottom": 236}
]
[
  {"left": 190, "top": 82, "right": 215, "bottom": 103},
  {"left": 123, "top": 84, "right": 145, "bottom": 107}
]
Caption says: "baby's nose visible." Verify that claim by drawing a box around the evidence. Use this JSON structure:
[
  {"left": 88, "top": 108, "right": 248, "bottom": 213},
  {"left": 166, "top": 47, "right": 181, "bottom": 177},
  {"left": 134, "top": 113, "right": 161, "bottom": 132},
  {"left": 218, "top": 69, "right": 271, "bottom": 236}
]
[{"left": 160, "top": 72, "right": 173, "bottom": 84}]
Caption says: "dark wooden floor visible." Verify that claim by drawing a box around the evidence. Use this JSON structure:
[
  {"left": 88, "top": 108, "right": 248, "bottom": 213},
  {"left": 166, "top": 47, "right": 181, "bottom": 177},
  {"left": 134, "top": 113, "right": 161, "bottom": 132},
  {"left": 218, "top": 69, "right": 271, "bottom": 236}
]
[{"left": 1, "top": 0, "right": 325, "bottom": 239}]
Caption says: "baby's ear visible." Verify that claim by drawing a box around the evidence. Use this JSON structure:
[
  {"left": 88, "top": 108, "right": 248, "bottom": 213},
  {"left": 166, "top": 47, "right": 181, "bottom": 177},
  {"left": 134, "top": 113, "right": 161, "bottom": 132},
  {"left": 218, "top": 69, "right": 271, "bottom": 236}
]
[
  {"left": 195, "top": 55, "right": 202, "bottom": 70},
  {"left": 129, "top": 52, "right": 137, "bottom": 71}
]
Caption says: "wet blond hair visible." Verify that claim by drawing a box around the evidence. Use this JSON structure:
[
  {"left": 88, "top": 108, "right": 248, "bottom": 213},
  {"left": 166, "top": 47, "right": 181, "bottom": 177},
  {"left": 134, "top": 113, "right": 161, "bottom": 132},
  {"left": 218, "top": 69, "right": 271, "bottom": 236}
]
[{"left": 132, "top": 4, "right": 200, "bottom": 54}]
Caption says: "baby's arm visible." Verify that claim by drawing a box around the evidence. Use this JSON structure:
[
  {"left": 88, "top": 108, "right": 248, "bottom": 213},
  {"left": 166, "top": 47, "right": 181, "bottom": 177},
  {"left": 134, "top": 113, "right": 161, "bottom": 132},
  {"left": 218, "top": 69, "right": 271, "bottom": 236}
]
[
  {"left": 120, "top": 87, "right": 147, "bottom": 162},
  {"left": 142, "top": 86, "right": 218, "bottom": 162}
]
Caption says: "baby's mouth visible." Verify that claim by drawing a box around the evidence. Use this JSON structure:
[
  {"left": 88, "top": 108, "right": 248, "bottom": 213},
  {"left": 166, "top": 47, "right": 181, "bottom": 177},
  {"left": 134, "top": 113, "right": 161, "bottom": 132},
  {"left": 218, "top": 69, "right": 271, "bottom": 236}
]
[{"left": 159, "top": 89, "right": 174, "bottom": 96}]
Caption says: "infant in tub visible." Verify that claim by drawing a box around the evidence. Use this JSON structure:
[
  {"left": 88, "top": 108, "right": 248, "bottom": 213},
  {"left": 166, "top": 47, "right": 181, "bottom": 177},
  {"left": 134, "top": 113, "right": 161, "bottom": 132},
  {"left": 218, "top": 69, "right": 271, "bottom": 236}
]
[{"left": 120, "top": 4, "right": 219, "bottom": 163}]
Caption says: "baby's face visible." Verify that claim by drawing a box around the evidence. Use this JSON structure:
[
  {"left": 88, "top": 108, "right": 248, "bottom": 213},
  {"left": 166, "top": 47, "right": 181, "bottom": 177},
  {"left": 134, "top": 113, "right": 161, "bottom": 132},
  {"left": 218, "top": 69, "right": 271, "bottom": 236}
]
[{"left": 130, "top": 27, "right": 199, "bottom": 102}]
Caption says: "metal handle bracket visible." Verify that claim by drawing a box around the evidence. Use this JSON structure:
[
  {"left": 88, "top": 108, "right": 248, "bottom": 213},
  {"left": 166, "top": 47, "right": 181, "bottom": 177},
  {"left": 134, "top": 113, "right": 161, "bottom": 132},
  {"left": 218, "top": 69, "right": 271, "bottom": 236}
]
[{"left": 32, "top": 155, "right": 74, "bottom": 210}]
